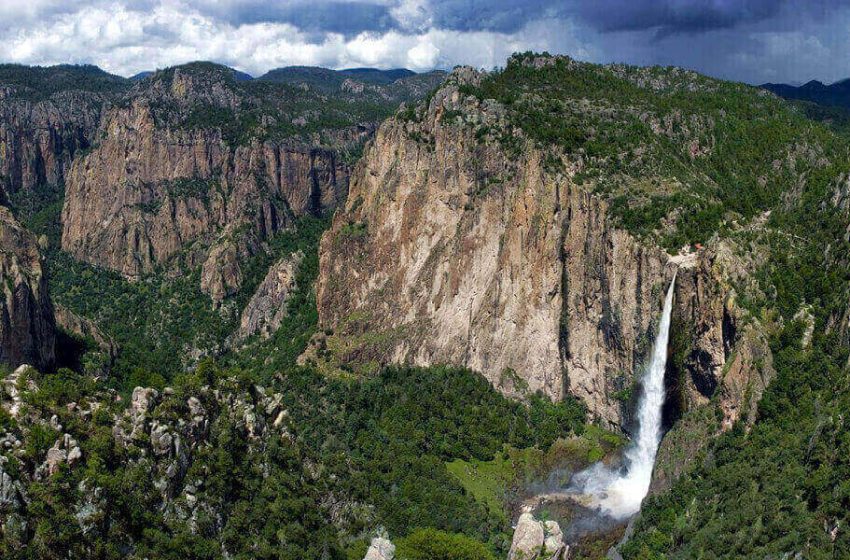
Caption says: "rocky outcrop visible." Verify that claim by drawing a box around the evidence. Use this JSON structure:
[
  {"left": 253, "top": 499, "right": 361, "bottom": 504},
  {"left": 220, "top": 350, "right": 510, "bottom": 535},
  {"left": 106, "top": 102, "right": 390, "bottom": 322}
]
[
  {"left": 0, "top": 207, "right": 55, "bottom": 370},
  {"left": 363, "top": 532, "right": 395, "bottom": 560},
  {"left": 0, "top": 465, "right": 25, "bottom": 512},
  {"left": 652, "top": 240, "right": 775, "bottom": 493},
  {"left": 0, "top": 89, "right": 104, "bottom": 197},
  {"left": 110, "top": 382, "right": 290, "bottom": 502},
  {"left": 0, "top": 364, "right": 296, "bottom": 550},
  {"left": 200, "top": 236, "right": 245, "bottom": 302},
  {"left": 667, "top": 231, "right": 773, "bottom": 410},
  {"left": 234, "top": 251, "right": 303, "bottom": 340},
  {"left": 37, "top": 433, "right": 82, "bottom": 479},
  {"left": 716, "top": 326, "right": 775, "bottom": 430},
  {"left": 315, "top": 69, "right": 677, "bottom": 428},
  {"left": 509, "top": 512, "right": 568, "bottom": 560},
  {"left": 61, "top": 98, "right": 347, "bottom": 282}
]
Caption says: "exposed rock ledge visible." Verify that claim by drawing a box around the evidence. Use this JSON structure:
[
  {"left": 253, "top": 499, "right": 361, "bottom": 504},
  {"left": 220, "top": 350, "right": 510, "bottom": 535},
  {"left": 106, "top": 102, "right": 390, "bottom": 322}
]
[{"left": 233, "top": 251, "right": 304, "bottom": 341}]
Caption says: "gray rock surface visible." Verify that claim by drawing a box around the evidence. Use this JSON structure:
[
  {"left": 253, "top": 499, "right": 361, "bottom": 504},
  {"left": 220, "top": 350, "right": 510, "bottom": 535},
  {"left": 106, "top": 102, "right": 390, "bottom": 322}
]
[
  {"left": 0, "top": 207, "right": 56, "bottom": 370},
  {"left": 363, "top": 533, "right": 395, "bottom": 560},
  {"left": 316, "top": 68, "right": 676, "bottom": 429},
  {"left": 509, "top": 513, "right": 545, "bottom": 560},
  {"left": 234, "top": 251, "right": 304, "bottom": 341},
  {"left": 508, "top": 512, "right": 569, "bottom": 560}
]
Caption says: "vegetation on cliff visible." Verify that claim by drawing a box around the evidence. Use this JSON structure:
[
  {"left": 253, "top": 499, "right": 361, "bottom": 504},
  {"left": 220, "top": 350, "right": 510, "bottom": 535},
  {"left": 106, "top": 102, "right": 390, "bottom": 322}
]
[
  {"left": 622, "top": 147, "right": 850, "bottom": 559},
  {"left": 0, "top": 64, "right": 129, "bottom": 101},
  {"left": 454, "top": 52, "right": 837, "bottom": 251},
  {"left": 139, "top": 61, "right": 445, "bottom": 148}
]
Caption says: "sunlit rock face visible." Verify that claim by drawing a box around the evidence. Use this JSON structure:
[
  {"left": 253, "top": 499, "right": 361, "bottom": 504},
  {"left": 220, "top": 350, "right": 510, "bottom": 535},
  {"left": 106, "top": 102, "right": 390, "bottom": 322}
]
[
  {"left": 316, "top": 68, "right": 687, "bottom": 430},
  {"left": 61, "top": 102, "right": 347, "bottom": 281},
  {"left": 60, "top": 65, "right": 352, "bottom": 301},
  {"left": 508, "top": 511, "right": 568, "bottom": 560}
]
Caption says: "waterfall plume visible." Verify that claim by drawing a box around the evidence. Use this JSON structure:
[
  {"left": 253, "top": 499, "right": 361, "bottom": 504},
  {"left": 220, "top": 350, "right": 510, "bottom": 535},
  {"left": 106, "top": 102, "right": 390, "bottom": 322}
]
[{"left": 569, "top": 273, "right": 677, "bottom": 519}]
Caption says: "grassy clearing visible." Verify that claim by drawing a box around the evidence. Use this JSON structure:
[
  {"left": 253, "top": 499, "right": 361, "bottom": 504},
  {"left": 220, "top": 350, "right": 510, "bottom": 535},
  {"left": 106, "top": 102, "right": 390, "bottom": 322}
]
[{"left": 446, "top": 428, "right": 627, "bottom": 523}]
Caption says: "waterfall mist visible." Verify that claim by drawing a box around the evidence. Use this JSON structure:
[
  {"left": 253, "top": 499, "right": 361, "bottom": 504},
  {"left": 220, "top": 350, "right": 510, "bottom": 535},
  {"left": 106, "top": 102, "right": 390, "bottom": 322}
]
[{"left": 569, "top": 273, "right": 677, "bottom": 520}]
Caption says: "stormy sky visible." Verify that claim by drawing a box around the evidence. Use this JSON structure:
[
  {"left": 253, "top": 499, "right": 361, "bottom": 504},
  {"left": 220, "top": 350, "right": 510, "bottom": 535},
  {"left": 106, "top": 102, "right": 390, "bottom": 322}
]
[{"left": 0, "top": 0, "right": 848, "bottom": 84}]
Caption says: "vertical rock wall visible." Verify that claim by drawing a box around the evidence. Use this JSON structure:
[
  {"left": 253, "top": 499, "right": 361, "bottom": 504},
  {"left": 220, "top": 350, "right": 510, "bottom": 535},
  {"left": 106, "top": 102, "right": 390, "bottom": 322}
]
[
  {"left": 0, "top": 207, "right": 55, "bottom": 370},
  {"left": 315, "top": 78, "right": 684, "bottom": 429},
  {"left": 61, "top": 101, "right": 347, "bottom": 282}
]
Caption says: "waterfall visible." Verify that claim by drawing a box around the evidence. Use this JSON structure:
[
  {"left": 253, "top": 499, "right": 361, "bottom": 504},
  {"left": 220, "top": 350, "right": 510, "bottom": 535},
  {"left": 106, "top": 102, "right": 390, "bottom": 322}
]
[{"left": 570, "top": 273, "right": 677, "bottom": 519}]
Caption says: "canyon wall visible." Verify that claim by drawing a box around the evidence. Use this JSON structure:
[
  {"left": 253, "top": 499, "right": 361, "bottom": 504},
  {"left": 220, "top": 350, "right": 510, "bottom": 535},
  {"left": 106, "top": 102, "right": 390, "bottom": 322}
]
[
  {"left": 315, "top": 69, "right": 771, "bottom": 432},
  {"left": 0, "top": 89, "right": 104, "bottom": 197},
  {"left": 314, "top": 73, "right": 690, "bottom": 429},
  {"left": 0, "top": 206, "right": 55, "bottom": 370},
  {"left": 61, "top": 100, "right": 347, "bottom": 287}
]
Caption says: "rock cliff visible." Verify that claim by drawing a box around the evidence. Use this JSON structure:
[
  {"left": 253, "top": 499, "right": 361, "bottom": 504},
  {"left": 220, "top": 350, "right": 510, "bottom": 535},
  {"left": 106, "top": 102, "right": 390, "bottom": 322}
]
[
  {"left": 60, "top": 65, "right": 349, "bottom": 289},
  {"left": 651, "top": 240, "right": 776, "bottom": 492},
  {"left": 0, "top": 90, "right": 104, "bottom": 199},
  {"left": 0, "top": 207, "right": 55, "bottom": 370},
  {"left": 315, "top": 69, "right": 681, "bottom": 428},
  {"left": 0, "top": 64, "right": 128, "bottom": 200},
  {"left": 315, "top": 63, "right": 773, "bottom": 432}
]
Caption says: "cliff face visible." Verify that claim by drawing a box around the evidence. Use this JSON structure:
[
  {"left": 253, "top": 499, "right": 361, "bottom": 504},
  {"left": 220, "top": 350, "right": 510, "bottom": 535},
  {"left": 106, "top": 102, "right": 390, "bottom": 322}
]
[
  {"left": 315, "top": 67, "right": 774, "bottom": 432},
  {"left": 0, "top": 89, "right": 105, "bottom": 198},
  {"left": 0, "top": 206, "right": 55, "bottom": 370},
  {"left": 315, "top": 73, "right": 684, "bottom": 428},
  {"left": 234, "top": 251, "right": 303, "bottom": 342},
  {"left": 61, "top": 99, "right": 346, "bottom": 282}
]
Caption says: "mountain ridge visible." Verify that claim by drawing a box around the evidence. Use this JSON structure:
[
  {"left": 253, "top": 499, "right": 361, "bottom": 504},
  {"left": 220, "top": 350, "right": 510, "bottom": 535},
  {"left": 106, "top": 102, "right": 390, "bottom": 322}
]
[{"left": 762, "top": 76, "right": 850, "bottom": 109}]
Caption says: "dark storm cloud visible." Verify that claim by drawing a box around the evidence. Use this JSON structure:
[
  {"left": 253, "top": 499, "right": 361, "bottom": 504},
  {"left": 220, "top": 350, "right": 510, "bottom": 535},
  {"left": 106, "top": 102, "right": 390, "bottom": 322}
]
[
  {"left": 194, "top": 0, "right": 565, "bottom": 35},
  {"left": 571, "top": 0, "right": 838, "bottom": 36},
  {"left": 416, "top": 0, "right": 785, "bottom": 35},
  {"left": 197, "top": 1, "right": 394, "bottom": 36},
  {"left": 197, "top": 1, "right": 840, "bottom": 39},
  {"left": 423, "top": 0, "right": 570, "bottom": 33},
  {"left": 573, "top": 0, "right": 782, "bottom": 35}
]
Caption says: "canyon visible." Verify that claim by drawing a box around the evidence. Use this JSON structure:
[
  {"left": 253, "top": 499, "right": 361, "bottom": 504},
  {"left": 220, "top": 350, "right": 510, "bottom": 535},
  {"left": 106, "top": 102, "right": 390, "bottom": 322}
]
[{"left": 0, "top": 53, "right": 846, "bottom": 560}]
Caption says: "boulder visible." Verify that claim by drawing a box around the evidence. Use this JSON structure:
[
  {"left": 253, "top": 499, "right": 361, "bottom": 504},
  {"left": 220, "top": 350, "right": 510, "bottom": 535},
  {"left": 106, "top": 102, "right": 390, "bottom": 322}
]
[
  {"left": 509, "top": 512, "right": 569, "bottom": 560},
  {"left": 509, "top": 513, "right": 545, "bottom": 560},
  {"left": 0, "top": 467, "right": 20, "bottom": 511}
]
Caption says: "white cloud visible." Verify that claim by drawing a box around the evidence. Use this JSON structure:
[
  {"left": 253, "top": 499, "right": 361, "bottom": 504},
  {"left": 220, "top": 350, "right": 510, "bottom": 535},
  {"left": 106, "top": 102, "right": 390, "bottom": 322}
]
[
  {"left": 390, "top": 0, "right": 432, "bottom": 31},
  {"left": 0, "top": 1, "right": 599, "bottom": 76},
  {"left": 407, "top": 39, "right": 440, "bottom": 68}
]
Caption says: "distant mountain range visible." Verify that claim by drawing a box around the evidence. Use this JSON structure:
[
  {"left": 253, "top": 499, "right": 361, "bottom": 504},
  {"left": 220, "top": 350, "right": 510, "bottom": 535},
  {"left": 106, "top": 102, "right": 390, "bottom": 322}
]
[
  {"left": 0, "top": 62, "right": 440, "bottom": 96},
  {"left": 761, "top": 78, "right": 850, "bottom": 109},
  {"left": 128, "top": 64, "right": 430, "bottom": 90}
]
